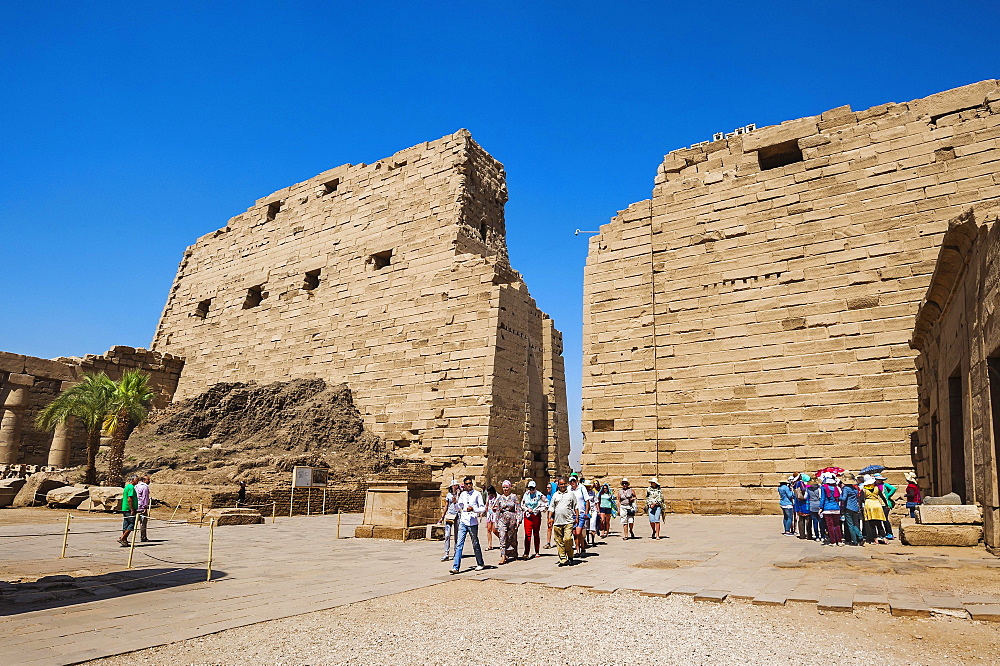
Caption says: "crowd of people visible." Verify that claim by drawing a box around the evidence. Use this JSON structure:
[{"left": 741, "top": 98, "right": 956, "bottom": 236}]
[
  {"left": 777, "top": 470, "right": 923, "bottom": 546},
  {"left": 440, "top": 474, "right": 665, "bottom": 573}
]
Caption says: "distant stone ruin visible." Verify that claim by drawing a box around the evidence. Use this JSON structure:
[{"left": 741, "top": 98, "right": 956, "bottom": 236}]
[
  {"left": 581, "top": 80, "right": 1000, "bottom": 513},
  {"left": 151, "top": 130, "right": 570, "bottom": 487}
]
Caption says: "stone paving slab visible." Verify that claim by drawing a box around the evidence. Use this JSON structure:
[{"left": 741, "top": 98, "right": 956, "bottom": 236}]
[{"left": 2, "top": 513, "right": 1000, "bottom": 664}]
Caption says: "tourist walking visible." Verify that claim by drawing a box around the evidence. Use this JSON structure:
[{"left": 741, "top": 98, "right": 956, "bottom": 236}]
[
  {"left": 597, "top": 482, "right": 615, "bottom": 538},
  {"left": 819, "top": 473, "right": 842, "bottom": 546},
  {"left": 495, "top": 480, "right": 521, "bottom": 564},
  {"left": 586, "top": 480, "right": 599, "bottom": 546},
  {"left": 840, "top": 473, "right": 863, "bottom": 546},
  {"left": 545, "top": 480, "right": 557, "bottom": 548},
  {"left": 440, "top": 480, "right": 461, "bottom": 561},
  {"left": 618, "top": 478, "right": 637, "bottom": 540},
  {"left": 484, "top": 486, "right": 498, "bottom": 550},
  {"left": 778, "top": 477, "right": 795, "bottom": 535},
  {"left": 136, "top": 474, "right": 151, "bottom": 542},
  {"left": 569, "top": 475, "right": 590, "bottom": 555},
  {"left": 874, "top": 474, "right": 897, "bottom": 539},
  {"left": 646, "top": 478, "right": 664, "bottom": 539},
  {"left": 450, "top": 476, "right": 486, "bottom": 574},
  {"left": 905, "top": 472, "right": 923, "bottom": 519},
  {"left": 793, "top": 474, "right": 811, "bottom": 539},
  {"left": 806, "top": 476, "right": 825, "bottom": 542},
  {"left": 118, "top": 473, "right": 139, "bottom": 547},
  {"left": 861, "top": 476, "right": 888, "bottom": 544},
  {"left": 548, "top": 476, "right": 578, "bottom": 566},
  {"left": 521, "top": 480, "right": 545, "bottom": 559}
]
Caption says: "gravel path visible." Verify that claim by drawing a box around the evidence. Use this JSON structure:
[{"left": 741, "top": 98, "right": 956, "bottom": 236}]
[{"left": 91, "top": 580, "right": 1000, "bottom": 665}]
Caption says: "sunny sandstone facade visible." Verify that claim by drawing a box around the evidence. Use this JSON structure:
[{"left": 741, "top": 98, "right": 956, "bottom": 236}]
[
  {"left": 152, "top": 130, "right": 570, "bottom": 487},
  {"left": 911, "top": 203, "right": 1000, "bottom": 550},
  {"left": 582, "top": 81, "right": 1000, "bottom": 513}
]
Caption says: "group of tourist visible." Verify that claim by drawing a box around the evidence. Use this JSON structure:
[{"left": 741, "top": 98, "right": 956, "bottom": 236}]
[
  {"left": 777, "top": 470, "right": 923, "bottom": 546},
  {"left": 440, "top": 473, "right": 666, "bottom": 573}
]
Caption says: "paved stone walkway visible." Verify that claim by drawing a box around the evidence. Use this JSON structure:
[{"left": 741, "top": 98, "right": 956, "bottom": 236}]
[{"left": 2, "top": 513, "right": 999, "bottom": 665}]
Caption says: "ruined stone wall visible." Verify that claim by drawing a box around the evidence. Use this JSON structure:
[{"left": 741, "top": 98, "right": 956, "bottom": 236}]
[
  {"left": 911, "top": 204, "right": 1000, "bottom": 550},
  {"left": 152, "top": 130, "right": 569, "bottom": 487},
  {"left": 0, "top": 347, "right": 183, "bottom": 466},
  {"left": 582, "top": 81, "right": 1000, "bottom": 513}
]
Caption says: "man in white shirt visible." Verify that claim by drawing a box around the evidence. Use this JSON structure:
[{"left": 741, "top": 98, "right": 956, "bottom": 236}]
[
  {"left": 450, "top": 476, "right": 486, "bottom": 574},
  {"left": 569, "top": 475, "right": 591, "bottom": 556},
  {"left": 548, "top": 476, "right": 579, "bottom": 566}
]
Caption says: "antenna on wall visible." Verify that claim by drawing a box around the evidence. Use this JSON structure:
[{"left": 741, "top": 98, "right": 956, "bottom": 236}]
[{"left": 575, "top": 229, "right": 599, "bottom": 236}]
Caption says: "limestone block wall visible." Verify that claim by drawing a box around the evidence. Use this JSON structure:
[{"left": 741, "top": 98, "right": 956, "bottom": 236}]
[
  {"left": 582, "top": 80, "right": 1000, "bottom": 513},
  {"left": 152, "top": 130, "right": 569, "bottom": 487},
  {"left": 911, "top": 204, "right": 1000, "bottom": 550}
]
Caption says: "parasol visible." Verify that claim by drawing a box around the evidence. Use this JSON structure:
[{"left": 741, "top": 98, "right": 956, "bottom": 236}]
[
  {"left": 859, "top": 464, "right": 885, "bottom": 474},
  {"left": 816, "top": 466, "right": 845, "bottom": 476}
]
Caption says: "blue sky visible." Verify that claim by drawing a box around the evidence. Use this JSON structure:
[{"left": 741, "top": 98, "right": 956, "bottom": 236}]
[{"left": 2, "top": 1, "right": 997, "bottom": 461}]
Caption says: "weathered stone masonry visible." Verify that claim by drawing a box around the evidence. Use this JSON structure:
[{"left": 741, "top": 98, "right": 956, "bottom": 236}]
[
  {"left": 152, "top": 130, "right": 570, "bottom": 487},
  {"left": 582, "top": 81, "right": 1000, "bottom": 514}
]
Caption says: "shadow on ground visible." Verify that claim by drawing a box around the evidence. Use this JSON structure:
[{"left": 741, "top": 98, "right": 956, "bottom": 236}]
[{"left": 0, "top": 567, "right": 227, "bottom": 616}]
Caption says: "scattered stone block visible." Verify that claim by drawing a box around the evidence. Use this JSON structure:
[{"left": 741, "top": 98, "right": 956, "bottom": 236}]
[
  {"left": 923, "top": 493, "right": 962, "bottom": 505},
  {"left": 45, "top": 486, "right": 90, "bottom": 508},
  {"left": 12, "top": 472, "right": 70, "bottom": 507},
  {"left": 901, "top": 520, "right": 982, "bottom": 546},
  {"left": 204, "top": 507, "right": 264, "bottom": 525},
  {"left": 890, "top": 598, "right": 932, "bottom": 617},
  {"left": 0, "top": 477, "right": 26, "bottom": 507},
  {"left": 693, "top": 589, "right": 729, "bottom": 603},
  {"left": 817, "top": 594, "right": 855, "bottom": 612},
  {"left": 918, "top": 505, "right": 983, "bottom": 525},
  {"left": 87, "top": 487, "right": 124, "bottom": 511},
  {"left": 965, "top": 604, "right": 1000, "bottom": 622}
]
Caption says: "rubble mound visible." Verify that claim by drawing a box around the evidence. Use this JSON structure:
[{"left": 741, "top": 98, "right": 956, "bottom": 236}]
[{"left": 124, "top": 379, "right": 389, "bottom": 485}]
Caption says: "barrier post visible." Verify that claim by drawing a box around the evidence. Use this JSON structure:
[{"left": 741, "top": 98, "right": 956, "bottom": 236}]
[
  {"left": 322, "top": 487, "right": 327, "bottom": 515},
  {"left": 198, "top": 502, "right": 204, "bottom": 527},
  {"left": 206, "top": 518, "right": 216, "bottom": 582},
  {"left": 127, "top": 519, "right": 138, "bottom": 569},
  {"left": 60, "top": 513, "right": 72, "bottom": 558},
  {"left": 271, "top": 501, "right": 276, "bottom": 524},
  {"left": 307, "top": 488, "right": 311, "bottom": 516},
  {"left": 169, "top": 498, "right": 184, "bottom": 523},
  {"left": 337, "top": 512, "right": 341, "bottom": 539},
  {"left": 289, "top": 487, "right": 294, "bottom": 517}
]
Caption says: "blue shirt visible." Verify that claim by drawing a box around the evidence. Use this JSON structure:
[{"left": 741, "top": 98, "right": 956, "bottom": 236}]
[
  {"left": 778, "top": 485, "right": 794, "bottom": 508},
  {"left": 819, "top": 484, "right": 841, "bottom": 511},
  {"left": 840, "top": 485, "right": 861, "bottom": 512}
]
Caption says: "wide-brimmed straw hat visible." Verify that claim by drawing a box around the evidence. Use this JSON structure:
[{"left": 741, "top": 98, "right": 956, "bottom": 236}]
[
  {"left": 842, "top": 473, "right": 857, "bottom": 483},
  {"left": 649, "top": 478, "right": 659, "bottom": 486},
  {"left": 905, "top": 472, "right": 917, "bottom": 482}
]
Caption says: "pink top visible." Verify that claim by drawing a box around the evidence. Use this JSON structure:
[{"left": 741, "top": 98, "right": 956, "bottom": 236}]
[{"left": 136, "top": 481, "right": 150, "bottom": 510}]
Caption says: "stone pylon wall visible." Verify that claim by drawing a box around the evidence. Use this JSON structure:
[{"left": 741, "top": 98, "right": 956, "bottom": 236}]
[
  {"left": 152, "top": 130, "right": 569, "bottom": 487},
  {"left": 582, "top": 81, "right": 1000, "bottom": 513}
]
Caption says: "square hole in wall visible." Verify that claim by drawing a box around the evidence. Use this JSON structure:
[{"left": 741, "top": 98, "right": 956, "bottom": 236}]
[
  {"left": 757, "top": 140, "right": 803, "bottom": 170},
  {"left": 303, "top": 269, "right": 321, "bottom": 291},
  {"left": 592, "top": 419, "right": 615, "bottom": 432},
  {"left": 265, "top": 201, "right": 283, "bottom": 221},
  {"left": 243, "top": 285, "right": 266, "bottom": 309},
  {"left": 193, "top": 299, "right": 211, "bottom": 319},
  {"left": 321, "top": 179, "right": 339, "bottom": 195},
  {"left": 370, "top": 250, "right": 392, "bottom": 270}
]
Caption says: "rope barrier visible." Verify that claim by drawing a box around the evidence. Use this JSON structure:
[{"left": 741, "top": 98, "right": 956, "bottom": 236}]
[{"left": 134, "top": 549, "right": 209, "bottom": 567}]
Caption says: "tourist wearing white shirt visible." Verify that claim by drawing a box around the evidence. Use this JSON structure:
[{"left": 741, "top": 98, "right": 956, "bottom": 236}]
[{"left": 450, "top": 477, "right": 486, "bottom": 574}]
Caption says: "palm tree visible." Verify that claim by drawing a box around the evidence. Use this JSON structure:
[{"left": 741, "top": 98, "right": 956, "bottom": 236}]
[
  {"left": 36, "top": 373, "right": 115, "bottom": 484},
  {"left": 103, "top": 370, "right": 155, "bottom": 484}
]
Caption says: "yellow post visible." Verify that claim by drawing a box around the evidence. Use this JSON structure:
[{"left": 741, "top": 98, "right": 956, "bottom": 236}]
[
  {"left": 198, "top": 502, "right": 204, "bottom": 527},
  {"left": 127, "top": 519, "right": 138, "bottom": 569},
  {"left": 271, "top": 501, "right": 276, "bottom": 524},
  {"left": 206, "top": 518, "right": 216, "bottom": 582},
  {"left": 60, "top": 513, "right": 72, "bottom": 558},
  {"left": 169, "top": 498, "right": 184, "bottom": 523},
  {"left": 337, "top": 512, "right": 341, "bottom": 539}
]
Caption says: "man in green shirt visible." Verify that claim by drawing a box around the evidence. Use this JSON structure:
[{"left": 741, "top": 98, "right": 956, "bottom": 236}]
[{"left": 119, "top": 474, "right": 139, "bottom": 547}]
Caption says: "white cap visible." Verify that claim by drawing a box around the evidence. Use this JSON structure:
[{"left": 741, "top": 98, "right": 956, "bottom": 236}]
[
  {"left": 622, "top": 478, "right": 629, "bottom": 483},
  {"left": 649, "top": 477, "right": 659, "bottom": 485},
  {"left": 527, "top": 480, "right": 536, "bottom": 488},
  {"left": 449, "top": 479, "right": 459, "bottom": 487}
]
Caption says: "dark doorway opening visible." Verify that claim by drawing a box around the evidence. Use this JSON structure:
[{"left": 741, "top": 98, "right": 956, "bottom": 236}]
[
  {"left": 988, "top": 354, "right": 1000, "bottom": 502},
  {"left": 948, "top": 371, "right": 967, "bottom": 501}
]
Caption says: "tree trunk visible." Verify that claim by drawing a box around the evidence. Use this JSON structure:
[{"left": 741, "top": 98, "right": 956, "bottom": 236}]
[
  {"left": 104, "top": 408, "right": 131, "bottom": 484},
  {"left": 84, "top": 428, "right": 101, "bottom": 485}
]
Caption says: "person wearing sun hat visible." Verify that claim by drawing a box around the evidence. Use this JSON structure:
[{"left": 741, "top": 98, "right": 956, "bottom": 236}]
[
  {"left": 861, "top": 475, "right": 888, "bottom": 544},
  {"left": 439, "top": 479, "right": 461, "bottom": 561},
  {"left": 904, "top": 471, "right": 923, "bottom": 519},
  {"left": 778, "top": 477, "right": 796, "bottom": 536},
  {"left": 521, "top": 480, "right": 546, "bottom": 559},
  {"left": 839, "top": 473, "right": 864, "bottom": 546},
  {"left": 873, "top": 473, "right": 897, "bottom": 539},
  {"left": 792, "top": 473, "right": 812, "bottom": 540},
  {"left": 646, "top": 478, "right": 665, "bottom": 539},
  {"left": 618, "top": 478, "right": 637, "bottom": 540}
]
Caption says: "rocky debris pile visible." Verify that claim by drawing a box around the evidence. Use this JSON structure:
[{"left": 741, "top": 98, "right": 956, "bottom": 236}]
[
  {"left": 0, "top": 477, "right": 26, "bottom": 507},
  {"left": 124, "top": 379, "right": 389, "bottom": 486},
  {"left": 11, "top": 472, "right": 70, "bottom": 508},
  {"left": 45, "top": 486, "right": 90, "bottom": 508},
  {"left": 203, "top": 507, "right": 264, "bottom": 526}
]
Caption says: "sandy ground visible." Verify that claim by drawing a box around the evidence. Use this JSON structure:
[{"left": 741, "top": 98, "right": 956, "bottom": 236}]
[{"left": 90, "top": 579, "right": 1000, "bottom": 666}]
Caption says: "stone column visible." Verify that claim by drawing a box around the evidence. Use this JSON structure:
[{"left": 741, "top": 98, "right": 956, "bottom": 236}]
[
  {"left": 0, "top": 374, "right": 34, "bottom": 464},
  {"left": 47, "top": 414, "right": 74, "bottom": 468}
]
